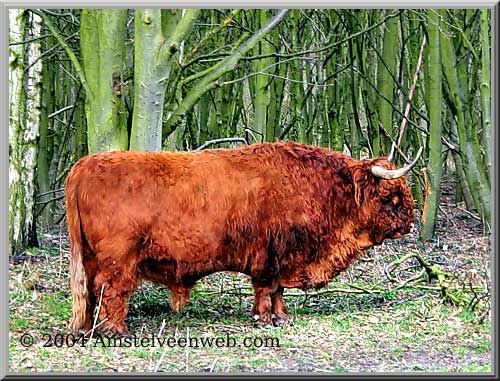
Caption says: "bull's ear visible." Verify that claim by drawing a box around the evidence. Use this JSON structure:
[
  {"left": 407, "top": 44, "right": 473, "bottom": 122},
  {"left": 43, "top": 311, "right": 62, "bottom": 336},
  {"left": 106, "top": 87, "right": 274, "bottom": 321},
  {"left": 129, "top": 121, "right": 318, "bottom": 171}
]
[{"left": 349, "top": 162, "right": 377, "bottom": 206}]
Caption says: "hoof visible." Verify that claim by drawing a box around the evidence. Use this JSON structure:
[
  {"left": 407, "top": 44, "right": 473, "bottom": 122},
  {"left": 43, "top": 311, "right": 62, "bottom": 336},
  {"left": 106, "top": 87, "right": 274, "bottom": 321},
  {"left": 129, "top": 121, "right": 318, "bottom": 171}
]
[
  {"left": 99, "top": 322, "right": 131, "bottom": 338},
  {"left": 272, "top": 313, "right": 292, "bottom": 328},
  {"left": 253, "top": 314, "right": 273, "bottom": 329}
]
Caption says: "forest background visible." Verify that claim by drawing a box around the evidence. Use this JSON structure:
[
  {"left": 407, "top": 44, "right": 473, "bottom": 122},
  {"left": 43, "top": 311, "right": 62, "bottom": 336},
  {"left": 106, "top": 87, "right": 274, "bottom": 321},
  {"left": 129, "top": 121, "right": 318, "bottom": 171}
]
[{"left": 7, "top": 8, "right": 494, "bottom": 373}]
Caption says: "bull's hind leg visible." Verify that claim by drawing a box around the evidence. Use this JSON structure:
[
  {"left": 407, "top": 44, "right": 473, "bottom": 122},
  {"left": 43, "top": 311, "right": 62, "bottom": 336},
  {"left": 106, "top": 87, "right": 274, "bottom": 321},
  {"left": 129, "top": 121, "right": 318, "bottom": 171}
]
[
  {"left": 92, "top": 247, "right": 139, "bottom": 336},
  {"left": 271, "top": 286, "right": 290, "bottom": 327}
]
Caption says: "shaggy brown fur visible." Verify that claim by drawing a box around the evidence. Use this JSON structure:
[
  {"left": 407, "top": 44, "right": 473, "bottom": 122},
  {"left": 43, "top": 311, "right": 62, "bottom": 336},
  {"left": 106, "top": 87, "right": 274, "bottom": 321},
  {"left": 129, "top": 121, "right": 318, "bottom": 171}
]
[{"left": 66, "top": 142, "right": 415, "bottom": 335}]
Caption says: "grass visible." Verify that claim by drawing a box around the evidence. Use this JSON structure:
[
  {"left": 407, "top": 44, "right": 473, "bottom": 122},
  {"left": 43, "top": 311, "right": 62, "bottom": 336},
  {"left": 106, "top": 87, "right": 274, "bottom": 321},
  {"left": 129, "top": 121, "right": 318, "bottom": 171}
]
[
  {"left": 8, "top": 202, "right": 492, "bottom": 373},
  {"left": 9, "top": 271, "right": 491, "bottom": 373}
]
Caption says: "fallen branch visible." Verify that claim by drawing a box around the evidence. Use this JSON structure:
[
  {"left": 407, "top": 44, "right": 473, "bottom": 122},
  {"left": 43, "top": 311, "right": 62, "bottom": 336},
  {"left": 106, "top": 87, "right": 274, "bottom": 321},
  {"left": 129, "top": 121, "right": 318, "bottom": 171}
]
[{"left": 456, "top": 206, "right": 482, "bottom": 221}]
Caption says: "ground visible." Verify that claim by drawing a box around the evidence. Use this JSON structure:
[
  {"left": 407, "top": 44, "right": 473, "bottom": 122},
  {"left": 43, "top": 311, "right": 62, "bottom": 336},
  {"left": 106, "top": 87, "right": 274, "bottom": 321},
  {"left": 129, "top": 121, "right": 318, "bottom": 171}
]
[{"left": 9, "top": 191, "right": 492, "bottom": 374}]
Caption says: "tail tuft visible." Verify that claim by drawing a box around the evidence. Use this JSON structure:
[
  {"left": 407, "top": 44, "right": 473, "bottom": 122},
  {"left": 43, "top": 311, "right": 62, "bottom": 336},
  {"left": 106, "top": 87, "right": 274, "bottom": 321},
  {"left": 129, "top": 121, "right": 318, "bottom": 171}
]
[{"left": 66, "top": 181, "right": 88, "bottom": 333}]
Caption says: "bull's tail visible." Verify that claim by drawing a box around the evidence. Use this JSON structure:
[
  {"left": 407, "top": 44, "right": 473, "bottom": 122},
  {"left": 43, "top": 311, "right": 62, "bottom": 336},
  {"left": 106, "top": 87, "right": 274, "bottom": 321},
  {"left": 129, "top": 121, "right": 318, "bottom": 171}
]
[{"left": 66, "top": 181, "right": 87, "bottom": 333}]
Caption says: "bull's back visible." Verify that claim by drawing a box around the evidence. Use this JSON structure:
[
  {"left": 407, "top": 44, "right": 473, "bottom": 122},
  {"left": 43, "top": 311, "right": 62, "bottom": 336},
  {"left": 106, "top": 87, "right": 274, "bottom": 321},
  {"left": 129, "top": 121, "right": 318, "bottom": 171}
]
[{"left": 66, "top": 150, "right": 287, "bottom": 258}]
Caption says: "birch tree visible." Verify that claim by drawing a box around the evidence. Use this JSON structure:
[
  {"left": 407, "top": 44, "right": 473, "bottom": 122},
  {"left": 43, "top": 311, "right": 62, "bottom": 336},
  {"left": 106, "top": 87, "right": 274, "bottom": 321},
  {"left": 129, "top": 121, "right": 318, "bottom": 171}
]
[{"left": 9, "top": 10, "right": 42, "bottom": 254}]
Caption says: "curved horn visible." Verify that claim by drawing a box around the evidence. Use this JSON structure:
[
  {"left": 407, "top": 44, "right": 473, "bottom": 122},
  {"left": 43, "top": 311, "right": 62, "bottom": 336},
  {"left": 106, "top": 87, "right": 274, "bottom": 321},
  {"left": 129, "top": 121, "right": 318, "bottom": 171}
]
[
  {"left": 387, "top": 142, "right": 396, "bottom": 162},
  {"left": 371, "top": 147, "right": 423, "bottom": 179}
]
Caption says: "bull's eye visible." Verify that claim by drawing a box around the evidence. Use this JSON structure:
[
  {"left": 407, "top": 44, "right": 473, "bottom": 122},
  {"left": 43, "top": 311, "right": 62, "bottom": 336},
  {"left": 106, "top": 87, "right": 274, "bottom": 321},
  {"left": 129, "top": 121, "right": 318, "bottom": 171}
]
[{"left": 392, "top": 196, "right": 400, "bottom": 206}]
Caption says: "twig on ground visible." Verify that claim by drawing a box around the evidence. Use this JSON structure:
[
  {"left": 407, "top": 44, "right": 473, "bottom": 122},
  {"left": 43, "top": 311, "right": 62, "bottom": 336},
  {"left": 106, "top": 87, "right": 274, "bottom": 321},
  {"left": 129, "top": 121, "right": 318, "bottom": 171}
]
[
  {"left": 209, "top": 358, "right": 218, "bottom": 372},
  {"left": 456, "top": 206, "right": 482, "bottom": 221},
  {"left": 87, "top": 285, "right": 105, "bottom": 340},
  {"left": 438, "top": 204, "right": 455, "bottom": 227}
]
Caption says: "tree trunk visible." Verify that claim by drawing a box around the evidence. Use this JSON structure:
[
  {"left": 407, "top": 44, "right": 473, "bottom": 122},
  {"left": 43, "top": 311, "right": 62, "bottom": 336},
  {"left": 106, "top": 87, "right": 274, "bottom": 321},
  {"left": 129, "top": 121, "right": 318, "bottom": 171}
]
[
  {"left": 9, "top": 10, "right": 42, "bottom": 254},
  {"left": 420, "top": 10, "right": 442, "bottom": 241},
  {"left": 80, "top": 9, "right": 129, "bottom": 153},
  {"left": 266, "top": 19, "right": 284, "bottom": 143},
  {"left": 479, "top": 9, "right": 491, "bottom": 182},
  {"left": 290, "top": 11, "right": 306, "bottom": 143},
  {"left": 36, "top": 30, "right": 54, "bottom": 227},
  {"left": 376, "top": 11, "right": 398, "bottom": 154},
  {"left": 449, "top": 116, "right": 475, "bottom": 210},
  {"left": 361, "top": 11, "right": 380, "bottom": 156},
  {"left": 440, "top": 11, "right": 491, "bottom": 224},
  {"left": 131, "top": 9, "right": 200, "bottom": 151},
  {"left": 325, "top": 45, "right": 343, "bottom": 151},
  {"left": 252, "top": 10, "right": 272, "bottom": 140},
  {"left": 198, "top": 93, "right": 211, "bottom": 146}
]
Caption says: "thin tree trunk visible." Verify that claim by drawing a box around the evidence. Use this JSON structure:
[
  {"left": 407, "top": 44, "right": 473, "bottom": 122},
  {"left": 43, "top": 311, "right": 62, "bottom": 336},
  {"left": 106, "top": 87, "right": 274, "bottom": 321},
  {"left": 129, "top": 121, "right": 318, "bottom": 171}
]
[
  {"left": 266, "top": 23, "right": 284, "bottom": 142},
  {"left": 479, "top": 9, "right": 491, "bottom": 181},
  {"left": 349, "top": 38, "right": 362, "bottom": 158},
  {"left": 376, "top": 11, "right": 398, "bottom": 153},
  {"left": 360, "top": 11, "right": 380, "bottom": 156},
  {"left": 229, "top": 84, "right": 243, "bottom": 138},
  {"left": 36, "top": 28, "right": 55, "bottom": 227},
  {"left": 449, "top": 116, "right": 475, "bottom": 209},
  {"left": 420, "top": 10, "right": 442, "bottom": 241},
  {"left": 198, "top": 93, "right": 211, "bottom": 146},
  {"left": 253, "top": 10, "right": 272, "bottom": 140},
  {"left": 325, "top": 45, "right": 343, "bottom": 151}
]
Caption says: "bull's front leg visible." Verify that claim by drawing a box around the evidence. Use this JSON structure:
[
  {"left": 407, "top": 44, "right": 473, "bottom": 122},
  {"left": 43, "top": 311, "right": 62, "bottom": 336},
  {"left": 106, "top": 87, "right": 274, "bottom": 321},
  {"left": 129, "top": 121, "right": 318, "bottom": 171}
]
[
  {"left": 251, "top": 279, "right": 279, "bottom": 328},
  {"left": 169, "top": 284, "right": 192, "bottom": 313}
]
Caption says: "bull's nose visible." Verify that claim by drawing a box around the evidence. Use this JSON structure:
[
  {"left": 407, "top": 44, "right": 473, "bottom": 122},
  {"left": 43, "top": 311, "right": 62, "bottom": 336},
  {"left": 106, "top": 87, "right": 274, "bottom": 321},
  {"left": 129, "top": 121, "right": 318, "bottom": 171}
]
[{"left": 409, "top": 222, "right": 415, "bottom": 233}]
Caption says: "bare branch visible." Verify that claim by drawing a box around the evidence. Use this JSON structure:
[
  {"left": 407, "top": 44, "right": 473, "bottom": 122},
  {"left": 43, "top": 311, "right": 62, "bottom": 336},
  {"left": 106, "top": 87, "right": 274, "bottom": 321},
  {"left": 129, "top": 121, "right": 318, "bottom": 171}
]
[
  {"left": 396, "top": 35, "right": 427, "bottom": 148},
  {"left": 35, "top": 188, "right": 64, "bottom": 199},
  {"left": 48, "top": 105, "right": 74, "bottom": 119},
  {"left": 9, "top": 33, "right": 51, "bottom": 46},
  {"left": 196, "top": 137, "right": 248, "bottom": 150}
]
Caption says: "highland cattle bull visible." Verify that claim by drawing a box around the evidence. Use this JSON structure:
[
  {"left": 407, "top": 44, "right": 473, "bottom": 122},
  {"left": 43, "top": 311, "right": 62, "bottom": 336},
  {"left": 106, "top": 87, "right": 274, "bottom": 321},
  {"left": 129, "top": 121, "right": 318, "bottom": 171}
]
[{"left": 66, "top": 141, "right": 421, "bottom": 336}]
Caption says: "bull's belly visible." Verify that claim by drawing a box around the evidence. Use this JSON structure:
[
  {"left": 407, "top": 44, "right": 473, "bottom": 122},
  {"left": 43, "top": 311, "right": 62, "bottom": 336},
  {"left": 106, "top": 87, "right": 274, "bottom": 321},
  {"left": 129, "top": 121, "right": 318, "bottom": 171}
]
[
  {"left": 278, "top": 259, "right": 348, "bottom": 290},
  {"left": 279, "top": 273, "right": 336, "bottom": 291}
]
